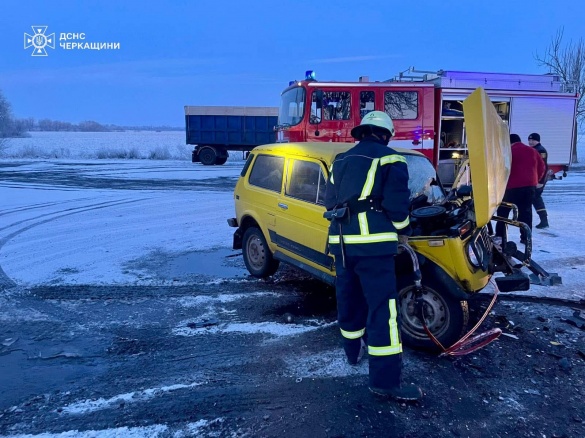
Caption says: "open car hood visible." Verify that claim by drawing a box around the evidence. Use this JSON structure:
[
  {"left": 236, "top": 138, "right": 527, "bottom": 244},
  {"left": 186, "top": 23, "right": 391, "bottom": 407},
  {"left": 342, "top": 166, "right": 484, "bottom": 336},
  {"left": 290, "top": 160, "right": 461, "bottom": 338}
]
[{"left": 461, "top": 88, "right": 511, "bottom": 228}]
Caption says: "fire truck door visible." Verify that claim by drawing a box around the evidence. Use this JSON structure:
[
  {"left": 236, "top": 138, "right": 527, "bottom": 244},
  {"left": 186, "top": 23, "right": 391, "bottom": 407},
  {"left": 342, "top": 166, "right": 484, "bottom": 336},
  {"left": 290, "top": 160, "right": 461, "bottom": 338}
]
[{"left": 307, "top": 89, "right": 353, "bottom": 142}]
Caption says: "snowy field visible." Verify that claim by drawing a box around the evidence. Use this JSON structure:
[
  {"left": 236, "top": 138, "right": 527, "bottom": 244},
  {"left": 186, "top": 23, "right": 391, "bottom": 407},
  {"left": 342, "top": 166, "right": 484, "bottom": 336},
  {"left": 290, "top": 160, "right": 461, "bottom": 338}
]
[{"left": 0, "top": 131, "right": 244, "bottom": 163}]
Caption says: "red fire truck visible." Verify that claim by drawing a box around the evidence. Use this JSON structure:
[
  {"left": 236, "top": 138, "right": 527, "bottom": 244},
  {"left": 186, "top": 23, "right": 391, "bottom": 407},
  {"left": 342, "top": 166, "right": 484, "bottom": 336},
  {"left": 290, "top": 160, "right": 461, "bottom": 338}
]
[{"left": 275, "top": 68, "right": 578, "bottom": 184}]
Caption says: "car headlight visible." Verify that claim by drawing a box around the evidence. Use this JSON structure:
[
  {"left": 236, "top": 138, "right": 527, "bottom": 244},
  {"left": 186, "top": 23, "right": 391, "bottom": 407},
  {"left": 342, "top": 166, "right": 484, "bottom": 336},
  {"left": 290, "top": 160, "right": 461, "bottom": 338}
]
[{"left": 467, "top": 243, "right": 482, "bottom": 268}]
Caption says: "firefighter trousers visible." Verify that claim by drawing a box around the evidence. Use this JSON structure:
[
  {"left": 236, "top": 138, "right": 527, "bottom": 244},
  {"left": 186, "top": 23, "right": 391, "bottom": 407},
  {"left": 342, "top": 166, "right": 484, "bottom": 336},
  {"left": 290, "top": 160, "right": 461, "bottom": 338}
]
[
  {"left": 532, "top": 186, "right": 548, "bottom": 220},
  {"left": 334, "top": 254, "right": 402, "bottom": 390}
]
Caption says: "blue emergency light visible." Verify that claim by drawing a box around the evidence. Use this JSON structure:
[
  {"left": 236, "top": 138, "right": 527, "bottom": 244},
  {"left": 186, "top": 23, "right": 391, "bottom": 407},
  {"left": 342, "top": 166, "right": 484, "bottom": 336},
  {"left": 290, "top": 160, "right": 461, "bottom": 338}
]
[{"left": 305, "top": 70, "right": 316, "bottom": 80}]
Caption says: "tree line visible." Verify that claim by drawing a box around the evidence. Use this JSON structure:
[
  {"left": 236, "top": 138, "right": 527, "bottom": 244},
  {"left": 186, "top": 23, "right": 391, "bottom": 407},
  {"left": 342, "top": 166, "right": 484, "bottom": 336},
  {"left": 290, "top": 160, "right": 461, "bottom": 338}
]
[
  {"left": 0, "top": 94, "right": 113, "bottom": 136},
  {"left": 0, "top": 91, "right": 180, "bottom": 138},
  {"left": 0, "top": 110, "right": 180, "bottom": 135},
  {"left": 5, "top": 117, "right": 111, "bottom": 133}
]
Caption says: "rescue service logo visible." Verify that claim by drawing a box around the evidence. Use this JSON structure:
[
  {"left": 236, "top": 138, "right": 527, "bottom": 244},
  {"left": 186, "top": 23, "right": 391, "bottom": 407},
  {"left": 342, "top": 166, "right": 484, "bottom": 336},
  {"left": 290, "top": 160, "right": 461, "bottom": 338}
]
[
  {"left": 24, "top": 26, "right": 55, "bottom": 57},
  {"left": 23, "top": 26, "right": 121, "bottom": 56}
]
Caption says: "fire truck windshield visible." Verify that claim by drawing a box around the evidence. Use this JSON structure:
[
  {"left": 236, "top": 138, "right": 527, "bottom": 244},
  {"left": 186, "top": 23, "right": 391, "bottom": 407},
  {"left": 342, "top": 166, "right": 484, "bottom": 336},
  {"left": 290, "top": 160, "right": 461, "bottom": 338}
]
[{"left": 278, "top": 87, "right": 306, "bottom": 127}]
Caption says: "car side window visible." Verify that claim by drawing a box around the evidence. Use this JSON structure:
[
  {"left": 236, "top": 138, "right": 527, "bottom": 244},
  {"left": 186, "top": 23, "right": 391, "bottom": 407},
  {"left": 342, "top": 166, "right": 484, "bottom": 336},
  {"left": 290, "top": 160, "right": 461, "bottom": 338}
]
[
  {"left": 286, "top": 159, "right": 326, "bottom": 204},
  {"left": 248, "top": 155, "right": 284, "bottom": 192}
]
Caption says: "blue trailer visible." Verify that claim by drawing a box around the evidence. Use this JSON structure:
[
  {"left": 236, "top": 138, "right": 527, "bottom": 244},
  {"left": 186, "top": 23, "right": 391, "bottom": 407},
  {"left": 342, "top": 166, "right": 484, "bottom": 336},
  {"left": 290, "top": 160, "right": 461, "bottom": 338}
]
[{"left": 184, "top": 106, "right": 279, "bottom": 165}]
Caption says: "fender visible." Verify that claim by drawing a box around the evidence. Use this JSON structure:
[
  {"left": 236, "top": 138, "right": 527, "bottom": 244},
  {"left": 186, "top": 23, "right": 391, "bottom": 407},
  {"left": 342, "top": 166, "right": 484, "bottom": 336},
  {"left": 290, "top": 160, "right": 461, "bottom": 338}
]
[{"left": 396, "top": 253, "right": 470, "bottom": 301}]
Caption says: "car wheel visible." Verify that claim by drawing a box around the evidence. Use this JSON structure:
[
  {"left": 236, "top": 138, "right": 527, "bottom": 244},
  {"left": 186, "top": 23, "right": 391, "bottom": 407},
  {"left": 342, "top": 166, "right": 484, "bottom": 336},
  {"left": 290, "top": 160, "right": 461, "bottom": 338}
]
[
  {"left": 242, "top": 227, "right": 279, "bottom": 278},
  {"left": 397, "top": 280, "right": 469, "bottom": 351}
]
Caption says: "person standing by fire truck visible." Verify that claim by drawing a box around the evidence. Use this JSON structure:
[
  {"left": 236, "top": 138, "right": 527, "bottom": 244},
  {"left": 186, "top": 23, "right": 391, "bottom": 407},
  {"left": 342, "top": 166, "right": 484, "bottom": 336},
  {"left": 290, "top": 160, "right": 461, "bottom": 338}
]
[
  {"left": 496, "top": 134, "right": 546, "bottom": 244},
  {"left": 324, "top": 111, "right": 422, "bottom": 402},
  {"left": 528, "top": 132, "right": 550, "bottom": 229}
]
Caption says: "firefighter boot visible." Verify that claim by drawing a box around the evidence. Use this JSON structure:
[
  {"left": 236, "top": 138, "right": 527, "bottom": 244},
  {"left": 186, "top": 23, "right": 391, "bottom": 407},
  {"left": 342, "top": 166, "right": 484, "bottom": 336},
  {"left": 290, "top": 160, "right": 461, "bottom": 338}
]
[
  {"left": 369, "top": 384, "right": 423, "bottom": 402},
  {"left": 345, "top": 338, "right": 367, "bottom": 365},
  {"left": 368, "top": 356, "right": 422, "bottom": 402},
  {"left": 535, "top": 214, "right": 549, "bottom": 229}
]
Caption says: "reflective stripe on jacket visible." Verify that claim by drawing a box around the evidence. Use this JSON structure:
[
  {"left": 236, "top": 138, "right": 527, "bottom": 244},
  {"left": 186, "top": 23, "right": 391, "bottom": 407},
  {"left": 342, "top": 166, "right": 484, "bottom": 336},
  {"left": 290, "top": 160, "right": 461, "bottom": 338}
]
[{"left": 324, "top": 136, "right": 411, "bottom": 257}]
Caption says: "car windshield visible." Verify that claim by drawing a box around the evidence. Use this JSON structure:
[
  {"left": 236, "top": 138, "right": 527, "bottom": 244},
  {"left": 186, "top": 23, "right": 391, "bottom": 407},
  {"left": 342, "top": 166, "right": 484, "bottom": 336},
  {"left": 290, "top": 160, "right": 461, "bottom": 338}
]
[
  {"left": 278, "top": 87, "right": 306, "bottom": 127},
  {"left": 405, "top": 155, "right": 446, "bottom": 204}
]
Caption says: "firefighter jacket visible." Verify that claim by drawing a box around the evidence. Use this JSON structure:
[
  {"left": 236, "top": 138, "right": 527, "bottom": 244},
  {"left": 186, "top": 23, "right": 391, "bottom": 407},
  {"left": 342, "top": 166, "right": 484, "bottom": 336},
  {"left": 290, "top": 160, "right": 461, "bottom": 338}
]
[
  {"left": 507, "top": 142, "right": 546, "bottom": 190},
  {"left": 533, "top": 142, "right": 549, "bottom": 186},
  {"left": 324, "top": 136, "right": 411, "bottom": 257}
]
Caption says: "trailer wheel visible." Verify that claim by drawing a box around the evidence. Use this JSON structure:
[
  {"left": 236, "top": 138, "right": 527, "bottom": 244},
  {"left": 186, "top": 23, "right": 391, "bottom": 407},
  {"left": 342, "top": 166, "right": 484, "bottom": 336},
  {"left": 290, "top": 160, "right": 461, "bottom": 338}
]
[
  {"left": 397, "top": 279, "right": 468, "bottom": 351},
  {"left": 215, "top": 156, "right": 228, "bottom": 165},
  {"left": 199, "top": 147, "right": 217, "bottom": 166},
  {"left": 242, "top": 227, "right": 279, "bottom": 278}
]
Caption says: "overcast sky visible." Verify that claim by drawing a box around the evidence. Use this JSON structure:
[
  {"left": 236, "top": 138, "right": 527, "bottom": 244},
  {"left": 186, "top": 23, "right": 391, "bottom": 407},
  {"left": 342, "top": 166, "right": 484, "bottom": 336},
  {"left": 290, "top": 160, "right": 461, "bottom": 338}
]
[{"left": 1, "top": 0, "right": 584, "bottom": 126}]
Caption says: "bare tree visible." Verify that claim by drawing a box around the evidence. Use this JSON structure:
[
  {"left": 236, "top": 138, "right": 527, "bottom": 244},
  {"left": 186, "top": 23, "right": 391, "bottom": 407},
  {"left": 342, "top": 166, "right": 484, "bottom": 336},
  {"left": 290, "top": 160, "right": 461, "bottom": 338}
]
[
  {"left": 535, "top": 28, "right": 585, "bottom": 163},
  {"left": 0, "top": 90, "right": 12, "bottom": 152},
  {"left": 0, "top": 90, "right": 13, "bottom": 138}
]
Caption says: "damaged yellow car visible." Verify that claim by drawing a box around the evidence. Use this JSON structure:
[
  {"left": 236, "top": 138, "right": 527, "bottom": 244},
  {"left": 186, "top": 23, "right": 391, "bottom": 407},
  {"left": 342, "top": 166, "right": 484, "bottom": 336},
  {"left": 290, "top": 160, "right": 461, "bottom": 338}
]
[{"left": 228, "top": 88, "right": 537, "bottom": 350}]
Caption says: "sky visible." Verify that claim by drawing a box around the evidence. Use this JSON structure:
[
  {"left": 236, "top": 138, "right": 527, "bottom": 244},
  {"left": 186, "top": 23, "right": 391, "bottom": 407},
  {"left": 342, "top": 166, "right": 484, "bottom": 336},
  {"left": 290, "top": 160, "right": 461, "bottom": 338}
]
[{"left": 1, "top": 0, "right": 584, "bottom": 126}]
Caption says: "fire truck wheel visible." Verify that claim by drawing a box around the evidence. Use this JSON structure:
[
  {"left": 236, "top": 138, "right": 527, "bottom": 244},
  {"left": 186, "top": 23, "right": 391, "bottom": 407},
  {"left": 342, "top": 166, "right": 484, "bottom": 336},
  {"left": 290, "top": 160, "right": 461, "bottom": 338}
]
[
  {"left": 397, "top": 279, "right": 469, "bottom": 351},
  {"left": 199, "top": 147, "right": 217, "bottom": 166},
  {"left": 242, "top": 227, "right": 279, "bottom": 278}
]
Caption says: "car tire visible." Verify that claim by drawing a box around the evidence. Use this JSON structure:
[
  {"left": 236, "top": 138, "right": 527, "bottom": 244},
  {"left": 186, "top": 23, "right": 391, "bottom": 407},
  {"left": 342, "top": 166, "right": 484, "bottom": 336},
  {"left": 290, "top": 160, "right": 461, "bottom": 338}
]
[
  {"left": 242, "top": 227, "right": 279, "bottom": 278},
  {"left": 397, "top": 278, "right": 469, "bottom": 351},
  {"left": 199, "top": 147, "right": 217, "bottom": 166}
]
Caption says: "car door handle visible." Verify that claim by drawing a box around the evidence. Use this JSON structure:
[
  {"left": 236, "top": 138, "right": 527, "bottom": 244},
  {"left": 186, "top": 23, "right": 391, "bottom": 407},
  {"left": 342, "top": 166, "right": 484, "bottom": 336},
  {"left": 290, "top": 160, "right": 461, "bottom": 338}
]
[{"left": 278, "top": 203, "right": 288, "bottom": 210}]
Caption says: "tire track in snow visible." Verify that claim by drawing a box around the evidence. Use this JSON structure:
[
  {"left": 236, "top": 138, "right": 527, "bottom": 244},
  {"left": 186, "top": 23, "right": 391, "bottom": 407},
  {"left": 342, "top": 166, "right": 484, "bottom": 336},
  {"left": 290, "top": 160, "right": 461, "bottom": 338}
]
[
  {"left": 0, "top": 197, "right": 93, "bottom": 217},
  {"left": 0, "top": 199, "right": 145, "bottom": 289}
]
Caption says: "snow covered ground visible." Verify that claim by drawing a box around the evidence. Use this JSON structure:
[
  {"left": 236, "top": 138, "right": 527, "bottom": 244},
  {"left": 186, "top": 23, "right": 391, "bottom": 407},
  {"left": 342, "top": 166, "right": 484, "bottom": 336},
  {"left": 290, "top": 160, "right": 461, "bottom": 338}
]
[{"left": 0, "top": 159, "right": 242, "bottom": 288}]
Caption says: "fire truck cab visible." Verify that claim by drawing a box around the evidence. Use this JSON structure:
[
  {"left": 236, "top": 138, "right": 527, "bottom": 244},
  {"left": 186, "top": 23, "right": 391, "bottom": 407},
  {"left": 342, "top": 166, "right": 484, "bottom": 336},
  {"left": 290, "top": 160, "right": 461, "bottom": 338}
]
[{"left": 275, "top": 69, "right": 578, "bottom": 185}]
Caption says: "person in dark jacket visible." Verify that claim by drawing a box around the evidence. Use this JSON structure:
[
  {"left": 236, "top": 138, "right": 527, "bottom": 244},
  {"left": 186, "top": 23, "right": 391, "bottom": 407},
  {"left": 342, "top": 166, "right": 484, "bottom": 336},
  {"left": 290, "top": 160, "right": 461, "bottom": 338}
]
[
  {"left": 324, "top": 111, "right": 422, "bottom": 402},
  {"left": 496, "top": 134, "right": 546, "bottom": 244},
  {"left": 528, "top": 132, "right": 550, "bottom": 229}
]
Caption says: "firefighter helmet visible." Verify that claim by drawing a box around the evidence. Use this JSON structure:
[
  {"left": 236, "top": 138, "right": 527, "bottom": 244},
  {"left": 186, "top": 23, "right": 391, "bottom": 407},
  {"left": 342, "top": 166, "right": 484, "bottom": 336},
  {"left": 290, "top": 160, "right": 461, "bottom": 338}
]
[{"left": 351, "top": 110, "right": 395, "bottom": 140}]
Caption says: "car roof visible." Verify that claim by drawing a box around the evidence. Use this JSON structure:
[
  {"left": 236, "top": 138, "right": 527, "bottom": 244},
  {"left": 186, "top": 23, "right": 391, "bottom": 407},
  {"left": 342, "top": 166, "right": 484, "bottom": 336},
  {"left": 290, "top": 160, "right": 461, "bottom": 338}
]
[{"left": 251, "top": 142, "right": 426, "bottom": 164}]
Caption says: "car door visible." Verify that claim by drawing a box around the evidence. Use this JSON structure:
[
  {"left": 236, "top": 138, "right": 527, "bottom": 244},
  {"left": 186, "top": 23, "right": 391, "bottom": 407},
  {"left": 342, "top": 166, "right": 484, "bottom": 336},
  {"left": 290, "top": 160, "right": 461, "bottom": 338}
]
[
  {"left": 244, "top": 153, "right": 285, "bottom": 242},
  {"left": 272, "top": 157, "right": 334, "bottom": 272}
]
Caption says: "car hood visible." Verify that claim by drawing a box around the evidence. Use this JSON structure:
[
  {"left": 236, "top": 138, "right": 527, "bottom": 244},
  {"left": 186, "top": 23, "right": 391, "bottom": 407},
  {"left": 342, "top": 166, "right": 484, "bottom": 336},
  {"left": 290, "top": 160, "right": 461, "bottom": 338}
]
[{"left": 462, "top": 88, "right": 511, "bottom": 228}]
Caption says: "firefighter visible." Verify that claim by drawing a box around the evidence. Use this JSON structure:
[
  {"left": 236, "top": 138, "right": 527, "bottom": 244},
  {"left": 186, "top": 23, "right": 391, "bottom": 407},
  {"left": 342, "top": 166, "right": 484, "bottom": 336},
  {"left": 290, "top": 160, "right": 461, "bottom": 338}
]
[
  {"left": 527, "top": 133, "right": 550, "bottom": 229},
  {"left": 324, "top": 111, "right": 423, "bottom": 402}
]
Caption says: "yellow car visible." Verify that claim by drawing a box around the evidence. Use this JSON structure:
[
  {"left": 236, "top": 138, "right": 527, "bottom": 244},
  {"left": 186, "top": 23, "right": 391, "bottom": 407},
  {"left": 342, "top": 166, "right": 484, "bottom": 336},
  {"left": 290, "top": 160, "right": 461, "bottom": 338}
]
[{"left": 228, "top": 88, "right": 530, "bottom": 350}]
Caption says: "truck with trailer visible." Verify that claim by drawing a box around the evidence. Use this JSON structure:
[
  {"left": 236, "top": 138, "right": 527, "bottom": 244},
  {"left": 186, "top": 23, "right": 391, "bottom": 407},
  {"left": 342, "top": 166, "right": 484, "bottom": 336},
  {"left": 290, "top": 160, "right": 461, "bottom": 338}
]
[
  {"left": 185, "top": 106, "right": 278, "bottom": 165},
  {"left": 275, "top": 69, "right": 578, "bottom": 185}
]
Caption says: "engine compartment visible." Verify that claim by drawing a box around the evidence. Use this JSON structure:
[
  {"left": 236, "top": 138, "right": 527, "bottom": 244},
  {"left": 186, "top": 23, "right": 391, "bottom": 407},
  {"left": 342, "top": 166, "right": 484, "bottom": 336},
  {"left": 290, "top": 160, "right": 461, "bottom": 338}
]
[{"left": 409, "top": 185, "right": 475, "bottom": 237}]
